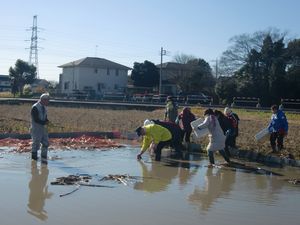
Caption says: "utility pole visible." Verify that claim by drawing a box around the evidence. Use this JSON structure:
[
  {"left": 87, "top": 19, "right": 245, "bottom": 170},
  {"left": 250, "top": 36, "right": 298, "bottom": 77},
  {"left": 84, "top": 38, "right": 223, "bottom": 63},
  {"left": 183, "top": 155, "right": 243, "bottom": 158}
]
[
  {"left": 211, "top": 58, "right": 219, "bottom": 78},
  {"left": 159, "top": 47, "right": 166, "bottom": 95},
  {"left": 95, "top": 45, "right": 98, "bottom": 57},
  {"left": 215, "top": 58, "right": 218, "bottom": 79},
  {"left": 28, "top": 15, "right": 40, "bottom": 78}
]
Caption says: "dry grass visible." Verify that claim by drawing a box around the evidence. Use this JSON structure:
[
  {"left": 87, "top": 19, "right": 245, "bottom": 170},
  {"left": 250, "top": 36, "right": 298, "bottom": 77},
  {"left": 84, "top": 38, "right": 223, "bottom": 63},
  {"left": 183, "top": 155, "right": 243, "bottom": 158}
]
[
  {"left": 0, "top": 103, "right": 164, "bottom": 133},
  {"left": 0, "top": 103, "right": 299, "bottom": 159}
]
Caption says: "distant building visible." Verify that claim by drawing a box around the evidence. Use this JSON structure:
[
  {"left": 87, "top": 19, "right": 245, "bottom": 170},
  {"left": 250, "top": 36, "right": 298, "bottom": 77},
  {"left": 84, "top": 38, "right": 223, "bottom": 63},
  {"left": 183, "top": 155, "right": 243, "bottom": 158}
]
[
  {"left": 58, "top": 57, "right": 131, "bottom": 98},
  {"left": 31, "top": 79, "right": 50, "bottom": 93},
  {"left": 156, "top": 62, "right": 196, "bottom": 95},
  {"left": 0, "top": 75, "right": 11, "bottom": 92}
]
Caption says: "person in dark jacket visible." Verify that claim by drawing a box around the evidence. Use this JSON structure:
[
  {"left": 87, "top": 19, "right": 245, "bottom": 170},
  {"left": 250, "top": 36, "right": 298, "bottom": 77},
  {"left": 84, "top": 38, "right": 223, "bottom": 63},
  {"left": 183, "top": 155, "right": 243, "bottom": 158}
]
[
  {"left": 224, "top": 107, "right": 240, "bottom": 147},
  {"left": 268, "top": 104, "right": 288, "bottom": 152},
  {"left": 176, "top": 107, "right": 196, "bottom": 143},
  {"left": 214, "top": 110, "right": 234, "bottom": 157}
]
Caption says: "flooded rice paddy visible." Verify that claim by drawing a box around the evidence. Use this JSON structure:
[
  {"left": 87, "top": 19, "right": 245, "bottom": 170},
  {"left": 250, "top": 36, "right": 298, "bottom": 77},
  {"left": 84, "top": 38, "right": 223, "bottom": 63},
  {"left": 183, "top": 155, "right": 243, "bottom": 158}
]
[{"left": 0, "top": 146, "right": 299, "bottom": 225}]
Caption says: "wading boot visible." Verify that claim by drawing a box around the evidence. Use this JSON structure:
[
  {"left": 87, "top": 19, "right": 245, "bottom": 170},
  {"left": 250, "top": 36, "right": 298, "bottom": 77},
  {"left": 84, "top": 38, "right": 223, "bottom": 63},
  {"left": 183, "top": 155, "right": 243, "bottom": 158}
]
[
  {"left": 41, "top": 157, "right": 48, "bottom": 164},
  {"left": 31, "top": 152, "right": 38, "bottom": 161}
]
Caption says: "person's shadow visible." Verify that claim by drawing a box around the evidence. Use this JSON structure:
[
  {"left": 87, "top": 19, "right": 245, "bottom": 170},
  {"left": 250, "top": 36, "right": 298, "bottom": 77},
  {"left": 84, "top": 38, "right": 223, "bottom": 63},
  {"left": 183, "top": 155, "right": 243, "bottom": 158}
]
[{"left": 27, "top": 161, "right": 53, "bottom": 221}]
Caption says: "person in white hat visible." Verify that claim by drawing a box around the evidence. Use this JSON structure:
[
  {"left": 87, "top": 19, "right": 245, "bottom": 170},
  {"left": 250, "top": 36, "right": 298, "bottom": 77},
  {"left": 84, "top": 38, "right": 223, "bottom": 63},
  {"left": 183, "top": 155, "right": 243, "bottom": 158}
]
[
  {"left": 30, "top": 93, "right": 50, "bottom": 163},
  {"left": 135, "top": 123, "right": 172, "bottom": 161}
]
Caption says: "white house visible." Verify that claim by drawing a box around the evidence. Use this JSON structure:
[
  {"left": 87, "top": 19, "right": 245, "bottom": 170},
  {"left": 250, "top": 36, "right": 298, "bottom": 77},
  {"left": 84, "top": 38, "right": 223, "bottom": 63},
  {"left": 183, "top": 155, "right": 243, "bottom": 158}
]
[{"left": 58, "top": 57, "right": 131, "bottom": 97}]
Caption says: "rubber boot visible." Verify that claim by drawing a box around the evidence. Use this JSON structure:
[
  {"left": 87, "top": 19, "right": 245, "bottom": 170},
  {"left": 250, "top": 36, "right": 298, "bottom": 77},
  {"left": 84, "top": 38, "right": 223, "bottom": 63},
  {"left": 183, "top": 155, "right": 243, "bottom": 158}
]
[
  {"left": 219, "top": 149, "right": 230, "bottom": 164},
  {"left": 271, "top": 145, "right": 277, "bottom": 153},
  {"left": 208, "top": 151, "right": 215, "bottom": 164},
  {"left": 224, "top": 146, "right": 231, "bottom": 157},
  {"left": 41, "top": 147, "right": 48, "bottom": 164},
  {"left": 31, "top": 152, "right": 38, "bottom": 161}
]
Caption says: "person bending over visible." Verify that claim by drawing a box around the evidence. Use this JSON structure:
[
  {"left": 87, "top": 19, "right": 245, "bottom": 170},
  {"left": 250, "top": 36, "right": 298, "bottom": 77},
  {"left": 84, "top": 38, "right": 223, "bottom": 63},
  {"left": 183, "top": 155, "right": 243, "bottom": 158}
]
[{"left": 136, "top": 124, "right": 172, "bottom": 161}]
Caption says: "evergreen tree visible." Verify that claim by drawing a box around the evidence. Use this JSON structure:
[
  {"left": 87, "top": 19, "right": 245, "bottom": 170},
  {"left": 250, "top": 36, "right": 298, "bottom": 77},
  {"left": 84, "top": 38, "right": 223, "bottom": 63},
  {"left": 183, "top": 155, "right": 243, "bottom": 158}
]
[
  {"left": 130, "top": 60, "right": 159, "bottom": 87},
  {"left": 9, "top": 59, "right": 36, "bottom": 96}
]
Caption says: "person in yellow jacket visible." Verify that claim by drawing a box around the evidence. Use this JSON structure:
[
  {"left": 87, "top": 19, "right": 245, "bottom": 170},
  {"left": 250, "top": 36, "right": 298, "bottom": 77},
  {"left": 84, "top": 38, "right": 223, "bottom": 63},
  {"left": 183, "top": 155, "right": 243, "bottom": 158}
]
[{"left": 136, "top": 123, "right": 172, "bottom": 161}]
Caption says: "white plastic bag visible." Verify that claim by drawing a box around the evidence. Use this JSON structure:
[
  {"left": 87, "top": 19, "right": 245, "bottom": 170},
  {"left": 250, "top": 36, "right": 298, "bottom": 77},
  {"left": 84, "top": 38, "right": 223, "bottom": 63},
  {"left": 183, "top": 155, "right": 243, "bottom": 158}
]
[
  {"left": 254, "top": 127, "right": 270, "bottom": 142},
  {"left": 190, "top": 118, "right": 209, "bottom": 138}
]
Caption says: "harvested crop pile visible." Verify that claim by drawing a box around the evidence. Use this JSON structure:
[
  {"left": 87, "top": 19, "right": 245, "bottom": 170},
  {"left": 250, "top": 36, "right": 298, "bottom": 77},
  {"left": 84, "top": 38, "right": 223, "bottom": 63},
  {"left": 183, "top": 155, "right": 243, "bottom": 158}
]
[{"left": 0, "top": 135, "right": 123, "bottom": 153}]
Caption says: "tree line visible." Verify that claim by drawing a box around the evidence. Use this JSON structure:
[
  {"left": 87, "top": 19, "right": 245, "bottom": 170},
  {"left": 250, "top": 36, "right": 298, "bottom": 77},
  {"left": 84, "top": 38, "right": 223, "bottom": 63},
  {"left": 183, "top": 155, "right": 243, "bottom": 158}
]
[
  {"left": 131, "top": 28, "right": 300, "bottom": 106},
  {"left": 8, "top": 28, "right": 300, "bottom": 106},
  {"left": 216, "top": 28, "right": 300, "bottom": 106}
]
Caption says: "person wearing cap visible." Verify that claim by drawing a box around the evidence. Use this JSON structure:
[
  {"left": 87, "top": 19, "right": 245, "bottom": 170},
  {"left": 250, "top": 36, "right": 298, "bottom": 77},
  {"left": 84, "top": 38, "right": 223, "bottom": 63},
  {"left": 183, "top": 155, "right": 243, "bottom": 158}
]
[
  {"left": 268, "top": 104, "right": 288, "bottom": 152},
  {"left": 224, "top": 107, "right": 239, "bottom": 147},
  {"left": 151, "top": 119, "right": 184, "bottom": 157},
  {"left": 143, "top": 119, "right": 184, "bottom": 158},
  {"left": 164, "top": 96, "right": 178, "bottom": 123},
  {"left": 30, "top": 93, "right": 50, "bottom": 163},
  {"left": 136, "top": 123, "right": 172, "bottom": 161},
  {"left": 196, "top": 108, "right": 230, "bottom": 167}
]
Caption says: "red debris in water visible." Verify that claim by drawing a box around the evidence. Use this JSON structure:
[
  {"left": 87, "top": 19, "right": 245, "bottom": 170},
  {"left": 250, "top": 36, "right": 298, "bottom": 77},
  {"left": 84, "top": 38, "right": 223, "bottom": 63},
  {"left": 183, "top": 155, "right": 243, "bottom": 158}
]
[{"left": 0, "top": 135, "right": 123, "bottom": 153}]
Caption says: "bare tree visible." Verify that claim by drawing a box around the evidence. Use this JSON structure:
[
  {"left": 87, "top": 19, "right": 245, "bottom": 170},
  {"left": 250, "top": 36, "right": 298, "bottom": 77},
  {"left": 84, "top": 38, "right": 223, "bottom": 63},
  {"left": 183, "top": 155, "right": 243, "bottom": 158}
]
[
  {"left": 173, "top": 53, "right": 196, "bottom": 64},
  {"left": 219, "top": 27, "right": 288, "bottom": 76}
]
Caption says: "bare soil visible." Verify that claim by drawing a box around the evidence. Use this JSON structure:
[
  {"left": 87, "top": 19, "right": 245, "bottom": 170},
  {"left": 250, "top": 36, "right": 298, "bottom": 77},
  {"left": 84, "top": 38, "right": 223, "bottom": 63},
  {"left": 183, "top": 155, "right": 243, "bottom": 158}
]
[{"left": 0, "top": 104, "right": 299, "bottom": 159}]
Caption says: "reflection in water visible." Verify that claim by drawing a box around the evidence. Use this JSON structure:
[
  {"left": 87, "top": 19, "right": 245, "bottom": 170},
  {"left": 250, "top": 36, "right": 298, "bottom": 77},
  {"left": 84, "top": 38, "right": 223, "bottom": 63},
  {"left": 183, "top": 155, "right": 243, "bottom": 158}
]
[
  {"left": 188, "top": 168, "right": 236, "bottom": 212},
  {"left": 134, "top": 161, "right": 178, "bottom": 193},
  {"left": 134, "top": 156, "right": 200, "bottom": 193},
  {"left": 252, "top": 172, "right": 285, "bottom": 204},
  {"left": 163, "top": 154, "right": 200, "bottom": 188},
  {"left": 27, "top": 161, "right": 53, "bottom": 221}
]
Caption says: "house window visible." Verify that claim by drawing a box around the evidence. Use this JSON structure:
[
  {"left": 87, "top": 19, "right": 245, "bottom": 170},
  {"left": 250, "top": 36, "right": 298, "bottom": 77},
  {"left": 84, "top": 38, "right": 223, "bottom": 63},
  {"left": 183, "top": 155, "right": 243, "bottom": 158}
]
[
  {"left": 116, "top": 69, "right": 119, "bottom": 76},
  {"left": 114, "top": 84, "right": 119, "bottom": 90},
  {"left": 97, "top": 83, "right": 105, "bottom": 91},
  {"left": 107, "top": 68, "right": 110, "bottom": 75},
  {"left": 94, "top": 68, "right": 98, "bottom": 74},
  {"left": 64, "top": 82, "right": 69, "bottom": 90}
]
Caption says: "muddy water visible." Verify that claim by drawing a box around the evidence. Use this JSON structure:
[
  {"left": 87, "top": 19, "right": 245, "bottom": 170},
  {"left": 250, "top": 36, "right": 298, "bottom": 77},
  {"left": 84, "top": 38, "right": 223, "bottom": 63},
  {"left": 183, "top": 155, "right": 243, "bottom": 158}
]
[{"left": 0, "top": 146, "right": 299, "bottom": 225}]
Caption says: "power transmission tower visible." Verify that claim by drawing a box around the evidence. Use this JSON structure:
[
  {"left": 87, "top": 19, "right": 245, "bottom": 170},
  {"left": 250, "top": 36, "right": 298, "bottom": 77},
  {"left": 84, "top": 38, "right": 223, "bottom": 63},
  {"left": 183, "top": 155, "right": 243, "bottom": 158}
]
[{"left": 28, "top": 15, "right": 40, "bottom": 78}]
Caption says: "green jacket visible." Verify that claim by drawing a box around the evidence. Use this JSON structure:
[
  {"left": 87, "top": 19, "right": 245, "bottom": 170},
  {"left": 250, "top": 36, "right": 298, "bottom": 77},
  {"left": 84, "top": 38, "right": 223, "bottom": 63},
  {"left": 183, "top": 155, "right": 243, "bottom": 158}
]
[{"left": 165, "top": 101, "right": 178, "bottom": 122}]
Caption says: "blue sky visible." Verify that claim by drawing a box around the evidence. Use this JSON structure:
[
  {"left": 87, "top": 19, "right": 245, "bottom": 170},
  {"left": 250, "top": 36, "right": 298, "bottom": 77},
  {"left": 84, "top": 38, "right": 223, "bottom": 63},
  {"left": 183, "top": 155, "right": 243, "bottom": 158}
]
[{"left": 0, "top": 0, "right": 299, "bottom": 81}]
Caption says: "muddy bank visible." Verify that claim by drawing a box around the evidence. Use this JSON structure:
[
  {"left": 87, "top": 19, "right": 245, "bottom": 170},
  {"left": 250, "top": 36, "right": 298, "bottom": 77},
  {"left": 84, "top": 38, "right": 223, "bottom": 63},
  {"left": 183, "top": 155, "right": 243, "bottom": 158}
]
[{"left": 227, "top": 147, "right": 300, "bottom": 167}]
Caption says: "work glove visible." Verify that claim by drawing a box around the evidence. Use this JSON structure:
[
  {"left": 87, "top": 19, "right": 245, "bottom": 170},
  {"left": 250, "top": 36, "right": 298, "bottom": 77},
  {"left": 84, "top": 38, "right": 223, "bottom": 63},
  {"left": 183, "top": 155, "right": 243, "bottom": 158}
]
[{"left": 137, "top": 153, "right": 142, "bottom": 160}]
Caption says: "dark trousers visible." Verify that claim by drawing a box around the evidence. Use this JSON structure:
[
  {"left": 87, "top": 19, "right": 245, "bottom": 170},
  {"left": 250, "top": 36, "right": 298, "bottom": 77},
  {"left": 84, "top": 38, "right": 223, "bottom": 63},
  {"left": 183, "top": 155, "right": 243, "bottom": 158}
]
[
  {"left": 224, "top": 135, "right": 233, "bottom": 157},
  {"left": 184, "top": 130, "right": 192, "bottom": 143},
  {"left": 155, "top": 140, "right": 172, "bottom": 161},
  {"left": 224, "top": 130, "right": 236, "bottom": 157},
  {"left": 208, "top": 150, "right": 230, "bottom": 164},
  {"left": 270, "top": 132, "right": 284, "bottom": 151}
]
